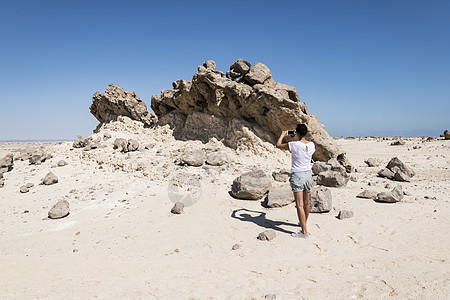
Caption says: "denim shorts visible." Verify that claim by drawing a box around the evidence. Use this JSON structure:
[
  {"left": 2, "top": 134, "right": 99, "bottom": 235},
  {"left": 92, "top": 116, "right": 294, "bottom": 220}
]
[{"left": 289, "top": 170, "right": 312, "bottom": 192}]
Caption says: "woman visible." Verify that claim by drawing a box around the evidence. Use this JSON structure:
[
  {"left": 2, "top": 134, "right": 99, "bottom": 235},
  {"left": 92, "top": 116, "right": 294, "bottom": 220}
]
[{"left": 276, "top": 124, "right": 315, "bottom": 238}]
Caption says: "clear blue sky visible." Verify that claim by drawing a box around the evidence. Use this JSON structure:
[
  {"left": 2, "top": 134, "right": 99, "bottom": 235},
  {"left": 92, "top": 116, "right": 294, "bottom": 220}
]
[{"left": 1, "top": 0, "right": 449, "bottom": 140}]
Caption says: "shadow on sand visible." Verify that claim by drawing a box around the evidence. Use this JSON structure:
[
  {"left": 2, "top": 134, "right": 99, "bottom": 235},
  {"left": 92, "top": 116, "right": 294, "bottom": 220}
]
[{"left": 231, "top": 208, "right": 299, "bottom": 235}]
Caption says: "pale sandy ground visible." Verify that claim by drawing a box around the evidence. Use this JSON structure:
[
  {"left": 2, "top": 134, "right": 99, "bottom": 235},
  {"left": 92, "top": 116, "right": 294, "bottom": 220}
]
[{"left": 0, "top": 126, "right": 449, "bottom": 299}]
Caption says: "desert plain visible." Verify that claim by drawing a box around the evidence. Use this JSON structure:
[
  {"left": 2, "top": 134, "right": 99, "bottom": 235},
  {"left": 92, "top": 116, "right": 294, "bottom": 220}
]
[{"left": 0, "top": 125, "right": 449, "bottom": 299}]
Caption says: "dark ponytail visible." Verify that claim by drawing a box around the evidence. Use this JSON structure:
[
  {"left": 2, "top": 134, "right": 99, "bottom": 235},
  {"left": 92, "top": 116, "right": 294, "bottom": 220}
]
[{"left": 296, "top": 124, "right": 308, "bottom": 138}]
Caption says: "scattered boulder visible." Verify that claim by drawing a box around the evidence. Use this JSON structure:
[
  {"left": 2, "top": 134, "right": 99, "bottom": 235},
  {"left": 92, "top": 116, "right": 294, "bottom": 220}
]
[
  {"left": 393, "top": 171, "right": 410, "bottom": 182},
  {"left": 257, "top": 230, "right": 276, "bottom": 241},
  {"left": 151, "top": 59, "right": 351, "bottom": 169},
  {"left": 113, "top": 138, "right": 128, "bottom": 152},
  {"left": 20, "top": 186, "right": 29, "bottom": 193},
  {"left": 312, "top": 161, "right": 331, "bottom": 175},
  {"left": 0, "top": 153, "right": 14, "bottom": 173},
  {"left": 83, "top": 139, "right": 102, "bottom": 151},
  {"left": 42, "top": 172, "right": 58, "bottom": 185},
  {"left": 170, "top": 202, "right": 184, "bottom": 214},
  {"left": 127, "top": 139, "right": 139, "bottom": 152},
  {"left": 57, "top": 160, "right": 67, "bottom": 167},
  {"left": 205, "top": 151, "right": 227, "bottom": 166},
  {"left": 379, "top": 157, "right": 415, "bottom": 182},
  {"left": 386, "top": 157, "right": 415, "bottom": 177},
  {"left": 181, "top": 150, "right": 204, "bottom": 167},
  {"left": 356, "top": 190, "right": 378, "bottom": 200},
  {"left": 364, "top": 158, "right": 382, "bottom": 167},
  {"left": 231, "top": 170, "right": 272, "bottom": 200},
  {"left": 444, "top": 130, "right": 450, "bottom": 140},
  {"left": 113, "top": 138, "right": 139, "bottom": 153},
  {"left": 327, "top": 158, "right": 347, "bottom": 173},
  {"left": 272, "top": 169, "right": 290, "bottom": 182},
  {"left": 0, "top": 154, "right": 14, "bottom": 188},
  {"left": 29, "top": 152, "right": 52, "bottom": 165},
  {"left": 103, "top": 132, "right": 112, "bottom": 140},
  {"left": 376, "top": 185, "right": 404, "bottom": 203},
  {"left": 310, "top": 187, "right": 332, "bottom": 213},
  {"left": 231, "top": 243, "right": 241, "bottom": 250},
  {"left": 48, "top": 200, "right": 70, "bottom": 219},
  {"left": 337, "top": 210, "right": 354, "bottom": 220},
  {"left": 73, "top": 135, "right": 90, "bottom": 148},
  {"left": 391, "top": 140, "right": 406, "bottom": 146},
  {"left": 378, "top": 168, "right": 395, "bottom": 179},
  {"left": 265, "top": 184, "right": 293, "bottom": 208},
  {"left": 90, "top": 83, "right": 157, "bottom": 126},
  {"left": 317, "top": 170, "right": 349, "bottom": 187}
]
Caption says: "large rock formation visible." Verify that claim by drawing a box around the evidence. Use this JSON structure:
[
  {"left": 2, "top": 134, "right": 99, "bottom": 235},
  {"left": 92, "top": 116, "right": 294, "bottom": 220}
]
[
  {"left": 90, "top": 83, "right": 157, "bottom": 126},
  {"left": 151, "top": 59, "right": 351, "bottom": 167}
]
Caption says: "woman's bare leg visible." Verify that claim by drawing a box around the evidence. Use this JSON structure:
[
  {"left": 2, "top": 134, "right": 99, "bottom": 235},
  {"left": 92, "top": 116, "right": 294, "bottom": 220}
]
[
  {"left": 303, "top": 191, "right": 310, "bottom": 223},
  {"left": 294, "top": 192, "right": 307, "bottom": 234}
]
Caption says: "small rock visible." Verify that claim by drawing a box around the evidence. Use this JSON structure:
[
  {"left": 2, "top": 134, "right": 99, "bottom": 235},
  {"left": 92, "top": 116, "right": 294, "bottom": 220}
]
[
  {"left": 231, "top": 243, "right": 241, "bottom": 250},
  {"left": 368, "top": 181, "right": 376, "bottom": 186},
  {"left": 356, "top": 190, "right": 378, "bottom": 200},
  {"left": 205, "top": 151, "right": 227, "bottom": 166},
  {"left": 272, "top": 169, "right": 290, "bottom": 182},
  {"left": 20, "top": 186, "right": 29, "bottom": 193},
  {"left": 378, "top": 168, "right": 395, "bottom": 179},
  {"left": 310, "top": 187, "right": 332, "bottom": 212},
  {"left": 57, "top": 160, "right": 67, "bottom": 167},
  {"left": 257, "top": 230, "right": 276, "bottom": 241},
  {"left": 350, "top": 176, "right": 357, "bottom": 182},
  {"left": 364, "top": 158, "right": 382, "bottom": 167},
  {"left": 385, "top": 183, "right": 393, "bottom": 189},
  {"left": 48, "top": 200, "right": 70, "bottom": 219},
  {"left": 376, "top": 185, "right": 404, "bottom": 203},
  {"left": 170, "top": 202, "right": 184, "bottom": 214},
  {"left": 113, "top": 138, "right": 128, "bottom": 152},
  {"left": 265, "top": 294, "right": 278, "bottom": 300},
  {"left": 265, "top": 184, "right": 293, "bottom": 208},
  {"left": 444, "top": 130, "right": 450, "bottom": 140},
  {"left": 42, "top": 172, "right": 58, "bottom": 185},
  {"left": 386, "top": 157, "right": 415, "bottom": 178},
  {"left": 181, "top": 150, "right": 204, "bottom": 167},
  {"left": 403, "top": 190, "right": 412, "bottom": 196},
  {"left": 317, "top": 170, "right": 349, "bottom": 187},
  {"left": 103, "top": 132, "right": 112, "bottom": 140},
  {"left": 393, "top": 171, "right": 410, "bottom": 182},
  {"left": 231, "top": 169, "right": 272, "bottom": 200},
  {"left": 127, "top": 139, "right": 139, "bottom": 152},
  {"left": 0, "top": 154, "right": 14, "bottom": 172},
  {"left": 390, "top": 140, "right": 406, "bottom": 146},
  {"left": 23, "top": 210, "right": 29, "bottom": 213},
  {"left": 311, "top": 161, "right": 331, "bottom": 175},
  {"left": 73, "top": 135, "right": 90, "bottom": 148},
  {"left": 25, "top": 183, "right": 34, "bottom": 188},
  {"left": 337, "top": 210, "right": 354, "bottom": 220}
]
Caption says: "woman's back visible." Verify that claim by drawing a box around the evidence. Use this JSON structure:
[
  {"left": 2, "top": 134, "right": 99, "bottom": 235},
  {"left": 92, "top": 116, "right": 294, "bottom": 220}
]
[{"left": 288, "top": 141, "right": 315, "bottom": 173}]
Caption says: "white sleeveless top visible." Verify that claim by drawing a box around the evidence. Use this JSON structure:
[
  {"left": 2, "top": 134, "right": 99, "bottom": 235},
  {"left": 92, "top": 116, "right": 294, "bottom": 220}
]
[{"left": 288, "top": 141, "right": 315, "bottom": 173}]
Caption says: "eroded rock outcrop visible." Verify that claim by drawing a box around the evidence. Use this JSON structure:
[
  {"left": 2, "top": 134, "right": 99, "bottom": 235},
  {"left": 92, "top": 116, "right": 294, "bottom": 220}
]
[
  {"left": 151, "top": 59, "right": 351, "bottom": 168},
  {"left": 90, "top": 83, "right": 157, "bottom": 126}
]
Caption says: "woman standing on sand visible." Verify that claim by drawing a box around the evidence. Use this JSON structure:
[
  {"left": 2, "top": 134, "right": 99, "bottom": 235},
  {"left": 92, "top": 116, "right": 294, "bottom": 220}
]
[{"left": 276, "top": 124, "right": 315, "bottom": 239}]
